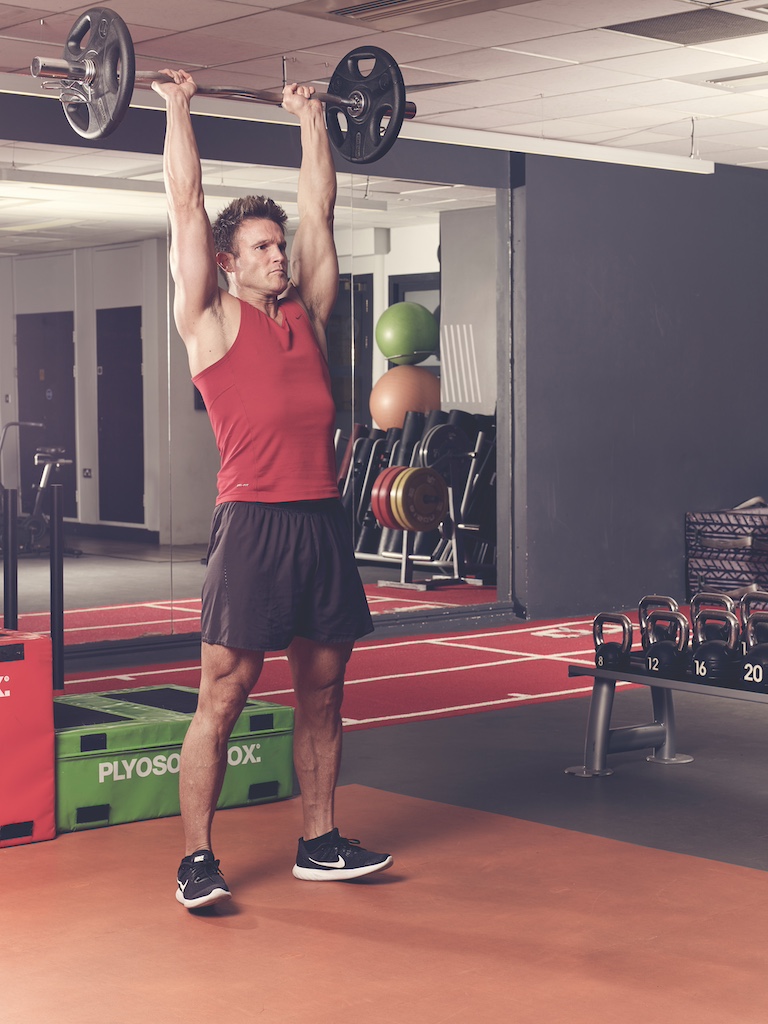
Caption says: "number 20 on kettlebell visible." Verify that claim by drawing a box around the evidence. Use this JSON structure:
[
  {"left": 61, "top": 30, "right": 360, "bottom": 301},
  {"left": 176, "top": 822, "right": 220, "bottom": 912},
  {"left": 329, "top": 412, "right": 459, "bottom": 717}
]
[{"left": 742, "top": 610, "right": 768, "bottom": 692}]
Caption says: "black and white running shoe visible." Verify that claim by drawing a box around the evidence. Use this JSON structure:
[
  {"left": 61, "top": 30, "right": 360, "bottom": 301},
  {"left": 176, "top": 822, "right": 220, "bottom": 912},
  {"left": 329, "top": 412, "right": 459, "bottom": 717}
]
[
  {"left": 292, "top": 828, "right": 393, "bottom": 881},
  {"left": 176, "top": 849, "right": 232, "bottom": 909}
]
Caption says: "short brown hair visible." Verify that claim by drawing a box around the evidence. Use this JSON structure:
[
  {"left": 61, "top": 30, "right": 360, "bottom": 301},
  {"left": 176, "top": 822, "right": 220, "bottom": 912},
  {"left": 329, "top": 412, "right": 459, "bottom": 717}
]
[{"left": 212, "top": 195, "right": 288, "bottom": 255}]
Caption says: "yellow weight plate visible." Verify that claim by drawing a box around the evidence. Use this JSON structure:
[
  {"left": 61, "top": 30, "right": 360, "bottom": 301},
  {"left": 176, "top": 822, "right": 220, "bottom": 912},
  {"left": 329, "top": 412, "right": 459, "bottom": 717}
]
[
  {"left": 389, "top": 467, "right": 419, "bottom": 530},
  {"left": 393, "top": 467, "right": 448, "bottom": 532}
]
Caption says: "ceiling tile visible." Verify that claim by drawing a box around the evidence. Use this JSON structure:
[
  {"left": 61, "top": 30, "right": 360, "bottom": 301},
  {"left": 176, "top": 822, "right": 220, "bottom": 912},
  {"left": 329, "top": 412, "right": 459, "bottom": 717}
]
[
  {"left": 592, "top": 47, "right": 761, "bottom": 78},
  {"left": 628, "top": 136, "right": 750, "bottom": 157},
  {"left": 93, "top": 0, "right": 272, "bottom": 33},
  {"left": 504, "top": 28, "right": 679, "bottom": 61},
  {"left": 701, "top": 124, "right": 768, "bottom": 145},
  {"left": 418, "top": 106, "right": 546, "bottom": 129},
  {"left": 483, "top": 62, "right": 650, "bottom": 97},
  {"left": 0, "top": 5, "right": 49, "bottom": 31},
  {"left": 501, "top": 1, "right": 688, "bottom": 30},
  {"left": 655, "top": 91, "right": 768, "bottom": 115},
  {"left": 577, "top": 105, "right": 697, "bottom": 130},
  {"left": 589, "top": 78, "right": 726, "bottom": 105},
  {"left": 729, "top": 108, "right": 768, "bottom": 125},
  {"left": 399, "top": 10, "right": 578, "bottom": 48},
  {"left": 404, "top": 47, "right": 569, "bottom": 79},
  {"left": 297, "top": 31, "right": 479, "bottom": 63},
  {"left": 645, "top": 114, "right": 766, "bottom": 138},
  {"left": 487, "top": 91, "right": 646, "bottom": 119},
  {"left": 691, "top": 35, "right": 768, "bottom": 60},
  {"left": 135, "top": 33, "right": 282, "bottom": 68},
  {"left": 0, "top": 34, "right": 60, "bottom": 73},
  {"left": 1, "top": 0, "right": 94, "bottom": 12}
]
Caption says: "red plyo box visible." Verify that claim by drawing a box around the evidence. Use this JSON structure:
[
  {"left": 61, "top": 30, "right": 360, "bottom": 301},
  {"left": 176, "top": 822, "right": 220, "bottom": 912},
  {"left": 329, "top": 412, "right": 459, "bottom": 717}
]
[{"left": 0, "top": 630, "right": 55, "bottom": 847}]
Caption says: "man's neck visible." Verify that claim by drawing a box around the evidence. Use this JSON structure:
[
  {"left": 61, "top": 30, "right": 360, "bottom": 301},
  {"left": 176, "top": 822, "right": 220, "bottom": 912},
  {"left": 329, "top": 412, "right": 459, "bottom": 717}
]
[{"left": 231, "top": 286, "right": 282, "bottom": 321}]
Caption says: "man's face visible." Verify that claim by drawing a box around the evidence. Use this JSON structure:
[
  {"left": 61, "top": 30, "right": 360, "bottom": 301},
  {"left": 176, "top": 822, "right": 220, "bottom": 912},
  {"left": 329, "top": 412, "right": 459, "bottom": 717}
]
[{"left": 222, "top": 217, "right": 288, "bottom": 295}]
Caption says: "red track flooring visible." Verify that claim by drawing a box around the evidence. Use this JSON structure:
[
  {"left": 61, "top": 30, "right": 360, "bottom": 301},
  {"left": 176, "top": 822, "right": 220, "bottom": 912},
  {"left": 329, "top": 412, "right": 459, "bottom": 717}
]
[{"left": 63, "top": 617, "right": 623, "bottom": 729}]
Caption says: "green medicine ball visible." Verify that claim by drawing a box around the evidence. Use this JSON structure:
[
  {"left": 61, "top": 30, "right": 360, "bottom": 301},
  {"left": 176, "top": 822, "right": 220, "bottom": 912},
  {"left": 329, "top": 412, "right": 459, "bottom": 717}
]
[{"left": 375, "top": 301, "right": 439, "bottom": 365}]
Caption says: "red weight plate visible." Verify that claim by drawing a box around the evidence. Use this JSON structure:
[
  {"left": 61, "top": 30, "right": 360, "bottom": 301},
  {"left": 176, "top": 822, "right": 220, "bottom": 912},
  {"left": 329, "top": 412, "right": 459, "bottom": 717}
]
[
  {"left": 371, "top": 466, "right": 401, "bottom": 524},
  {"left": 371, "top": 466, "right": 406, "bottom": 530}
]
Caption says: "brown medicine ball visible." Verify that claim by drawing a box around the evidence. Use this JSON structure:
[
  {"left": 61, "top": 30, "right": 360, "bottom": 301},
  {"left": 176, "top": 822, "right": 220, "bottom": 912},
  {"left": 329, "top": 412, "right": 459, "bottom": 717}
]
[{"left": 368, "top": 365, "right": 441, "bottom": 430}]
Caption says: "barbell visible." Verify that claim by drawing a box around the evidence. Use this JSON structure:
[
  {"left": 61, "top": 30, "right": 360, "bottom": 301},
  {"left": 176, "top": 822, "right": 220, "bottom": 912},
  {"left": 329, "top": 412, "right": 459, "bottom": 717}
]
[{"left": 30, "top": 6, "right": 418, "bottom": 163}]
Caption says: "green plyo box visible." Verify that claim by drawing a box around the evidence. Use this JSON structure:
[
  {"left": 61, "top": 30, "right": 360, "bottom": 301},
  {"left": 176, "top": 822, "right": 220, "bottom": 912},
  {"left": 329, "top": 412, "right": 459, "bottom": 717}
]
[{"left": 53, "top": 685, "right": 294, "bottom": 832}]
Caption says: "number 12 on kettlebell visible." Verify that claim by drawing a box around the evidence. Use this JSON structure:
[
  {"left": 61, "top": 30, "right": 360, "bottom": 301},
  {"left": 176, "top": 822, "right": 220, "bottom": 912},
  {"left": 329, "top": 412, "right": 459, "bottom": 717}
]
[{"left": 644, "top": 610, "right": 689, "bottom": 678}]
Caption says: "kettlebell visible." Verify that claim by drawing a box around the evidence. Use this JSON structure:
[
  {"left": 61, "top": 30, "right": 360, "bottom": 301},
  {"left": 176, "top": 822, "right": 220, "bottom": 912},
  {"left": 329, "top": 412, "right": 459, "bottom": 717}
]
[
  {"left": 644, "top": 609, "right": 690, "bottom": 679},
  {"left": 690, "top": 591, "right": 736, "bottom": 645},
  {"left": 738, "top": 590, "right": 768, "bottom": 657},
  {"left": 740, "top": 610, "right": 768, "bottom": 693},
  {"left": 593, "top": 612, "right": 633, "bottom": 671},
  {"left": 689, "top": 608, "right": 740, "bottom": 686},
  {"left": 639, "top": 595, "right": 680, "bottom": 650}
]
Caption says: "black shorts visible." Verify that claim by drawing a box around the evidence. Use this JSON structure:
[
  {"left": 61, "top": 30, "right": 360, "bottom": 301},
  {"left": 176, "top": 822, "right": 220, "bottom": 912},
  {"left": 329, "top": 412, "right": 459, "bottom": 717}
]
[{"left": 200, "top": 498, "right": 373, "bottom": 652}]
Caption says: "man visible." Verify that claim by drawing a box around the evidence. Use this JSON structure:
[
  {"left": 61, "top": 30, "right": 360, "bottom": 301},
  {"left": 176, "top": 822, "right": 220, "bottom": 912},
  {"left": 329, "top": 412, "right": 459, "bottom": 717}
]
[{"left": 153, "top": 69, "right": 392, "bottom": 910}]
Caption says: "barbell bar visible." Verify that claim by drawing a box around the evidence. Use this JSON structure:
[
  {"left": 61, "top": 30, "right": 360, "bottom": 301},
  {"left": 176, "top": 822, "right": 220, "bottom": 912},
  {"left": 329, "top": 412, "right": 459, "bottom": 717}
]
[
  {"left": 30, "top": 55, "right": 418, "bottom": 120},
  {"left": 29, "top": 6, "right": 419, "bottom": 163}
]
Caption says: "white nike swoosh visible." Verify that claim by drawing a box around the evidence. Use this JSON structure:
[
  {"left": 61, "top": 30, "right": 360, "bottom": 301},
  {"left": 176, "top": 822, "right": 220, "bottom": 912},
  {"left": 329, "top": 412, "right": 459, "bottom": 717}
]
[
  {"left": 308, "top": 855, "right": 346, "bottom": 868},
  {"left": 178, "top": 880, "right": 189, "bottom": 891}
]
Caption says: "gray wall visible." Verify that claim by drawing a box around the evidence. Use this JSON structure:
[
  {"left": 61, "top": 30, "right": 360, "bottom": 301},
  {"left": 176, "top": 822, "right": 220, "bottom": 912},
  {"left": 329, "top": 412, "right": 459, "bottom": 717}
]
[
  {"left": 516, "top": 156, "right": 768, "bottom": 618},
  {"left": 439, "top": 205, "right": 498, "bottom": 415}
]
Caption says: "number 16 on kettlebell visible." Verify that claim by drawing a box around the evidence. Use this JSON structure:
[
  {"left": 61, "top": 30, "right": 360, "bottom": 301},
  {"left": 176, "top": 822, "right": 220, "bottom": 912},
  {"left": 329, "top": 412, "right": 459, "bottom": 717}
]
[{"left": 689, "top": 608, "right": 741, "bottom": 686}]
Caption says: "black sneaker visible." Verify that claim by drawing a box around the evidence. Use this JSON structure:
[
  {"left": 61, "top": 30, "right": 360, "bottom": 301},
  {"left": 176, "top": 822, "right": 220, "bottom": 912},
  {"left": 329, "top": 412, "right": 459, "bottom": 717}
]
[
  {"left": 176, "top": 849, "right": 231, "bottom": 909},
  {"left": 292, "top": 828, "right": 393, "bottom": 881}
]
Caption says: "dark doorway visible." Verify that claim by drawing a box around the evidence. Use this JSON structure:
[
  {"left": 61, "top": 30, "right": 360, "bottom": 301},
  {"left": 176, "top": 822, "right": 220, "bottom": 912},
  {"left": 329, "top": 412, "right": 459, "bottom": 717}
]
[
  {"left": 326, "top": 273, "right": 374, "bottom": 436},
  {"left": 97, "top": 306, "right": 144, "bottom": 524},
  {"left": 15, "top": 310, "right": 77, "bottom": 517}
]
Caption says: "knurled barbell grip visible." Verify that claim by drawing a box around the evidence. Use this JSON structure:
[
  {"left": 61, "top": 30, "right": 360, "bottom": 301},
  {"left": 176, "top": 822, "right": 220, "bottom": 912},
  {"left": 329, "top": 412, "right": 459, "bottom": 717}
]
[{"left": 30, "top": 56, "right": 417, "bottom": 119}]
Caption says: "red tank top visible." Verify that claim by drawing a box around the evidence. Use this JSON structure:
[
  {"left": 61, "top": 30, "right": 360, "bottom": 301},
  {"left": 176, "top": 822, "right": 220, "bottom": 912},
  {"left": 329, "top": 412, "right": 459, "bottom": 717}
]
[{"left": 192, "top": 298, "right": 339, "bottom": 503}]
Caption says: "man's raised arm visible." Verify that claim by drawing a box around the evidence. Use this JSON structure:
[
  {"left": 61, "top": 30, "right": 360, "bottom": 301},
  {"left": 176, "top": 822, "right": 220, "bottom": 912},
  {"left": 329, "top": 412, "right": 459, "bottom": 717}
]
[
  {"left": 283, "top": 84, "right": 339, "bottom": 355},
  {"left": 153, "top": 71, "right": 222, "bottom": 355}
]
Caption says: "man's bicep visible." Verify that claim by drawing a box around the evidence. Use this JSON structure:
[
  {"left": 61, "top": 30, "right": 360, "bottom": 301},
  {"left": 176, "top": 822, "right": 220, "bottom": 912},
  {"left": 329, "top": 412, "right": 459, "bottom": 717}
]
[
  {"left": 291, "top": 216, "right": 339, "bottom": 327},
  {"left": 169, "top": 205, "right": 220, "bottom": 321}
]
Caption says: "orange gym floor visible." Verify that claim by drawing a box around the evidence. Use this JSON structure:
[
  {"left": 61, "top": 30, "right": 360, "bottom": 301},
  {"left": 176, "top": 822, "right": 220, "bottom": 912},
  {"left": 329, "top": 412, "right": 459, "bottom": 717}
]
[
  {"left": 5, "top": 783, "right": 768, "bottom": 1024},
  {"left": 6, "top": 617, "right": 768, "bottom": 1022}
]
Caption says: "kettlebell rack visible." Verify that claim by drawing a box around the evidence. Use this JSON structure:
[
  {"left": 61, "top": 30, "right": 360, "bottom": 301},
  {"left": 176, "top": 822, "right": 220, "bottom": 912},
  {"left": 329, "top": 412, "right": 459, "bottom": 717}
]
[
  {"left": 565, "top": 663, "right": 768, "bottom": 778},
  {"left": 568, "top": 587, "right": 768, "bottom": 777}
]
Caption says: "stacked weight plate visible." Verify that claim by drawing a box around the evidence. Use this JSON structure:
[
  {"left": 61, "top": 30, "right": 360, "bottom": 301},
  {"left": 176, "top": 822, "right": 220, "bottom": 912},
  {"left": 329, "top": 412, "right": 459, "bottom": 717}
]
[
  {"left": 685, "top": 498, "right": 768, "bottom": 597},
  {"left": 370, "top": 466, "right": 449, "bottom": 532}
]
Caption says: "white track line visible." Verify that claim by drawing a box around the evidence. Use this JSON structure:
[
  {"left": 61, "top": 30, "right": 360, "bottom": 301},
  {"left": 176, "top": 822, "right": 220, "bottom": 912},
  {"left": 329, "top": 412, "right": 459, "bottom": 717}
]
[{"left": 341, "top": 682, "right": 637, "bottom": 725}]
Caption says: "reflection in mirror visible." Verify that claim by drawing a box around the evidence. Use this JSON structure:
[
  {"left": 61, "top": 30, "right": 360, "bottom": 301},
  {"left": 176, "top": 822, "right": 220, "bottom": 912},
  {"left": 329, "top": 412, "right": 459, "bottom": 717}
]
[
  {"left": 332, "top": 172, "right": 499, "bottom": 619},
  {"left": 0, "top": 136, "right": 501, "bottom": 652},
  {"left": 0, "top": 137, "right": 176, "bottom": 647}
]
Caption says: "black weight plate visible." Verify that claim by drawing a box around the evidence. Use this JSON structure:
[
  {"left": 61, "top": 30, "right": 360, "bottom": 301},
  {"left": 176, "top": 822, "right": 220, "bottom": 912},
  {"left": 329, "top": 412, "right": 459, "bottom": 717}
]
[
  {"left": 325, "top": 46, "right": 405, "bottom": 164},
  {"left": 418, "top": 423, "right": 470, "bottom": 468},
  {"left": 62, "top": 7, "right": 135, "bottom": 140}
]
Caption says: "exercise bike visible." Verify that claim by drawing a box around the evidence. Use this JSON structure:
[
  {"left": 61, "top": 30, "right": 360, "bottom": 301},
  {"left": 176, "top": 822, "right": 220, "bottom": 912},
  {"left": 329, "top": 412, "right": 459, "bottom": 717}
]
[{"left": 0, "top": 422, "right": 80, "bottom": 555}]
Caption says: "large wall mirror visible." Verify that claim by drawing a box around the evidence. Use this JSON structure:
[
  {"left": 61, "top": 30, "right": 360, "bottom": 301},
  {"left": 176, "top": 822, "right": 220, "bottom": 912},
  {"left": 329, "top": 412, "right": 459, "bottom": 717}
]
[{"left": 0, "top": 123, "right": 511, "bottom": 655}]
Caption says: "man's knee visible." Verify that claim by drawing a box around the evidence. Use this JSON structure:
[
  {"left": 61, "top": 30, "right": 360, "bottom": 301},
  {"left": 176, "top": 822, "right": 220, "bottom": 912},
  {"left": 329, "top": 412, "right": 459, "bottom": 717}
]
[{"left": 198, "top": 644, "right": 264, "bottom": 727}]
